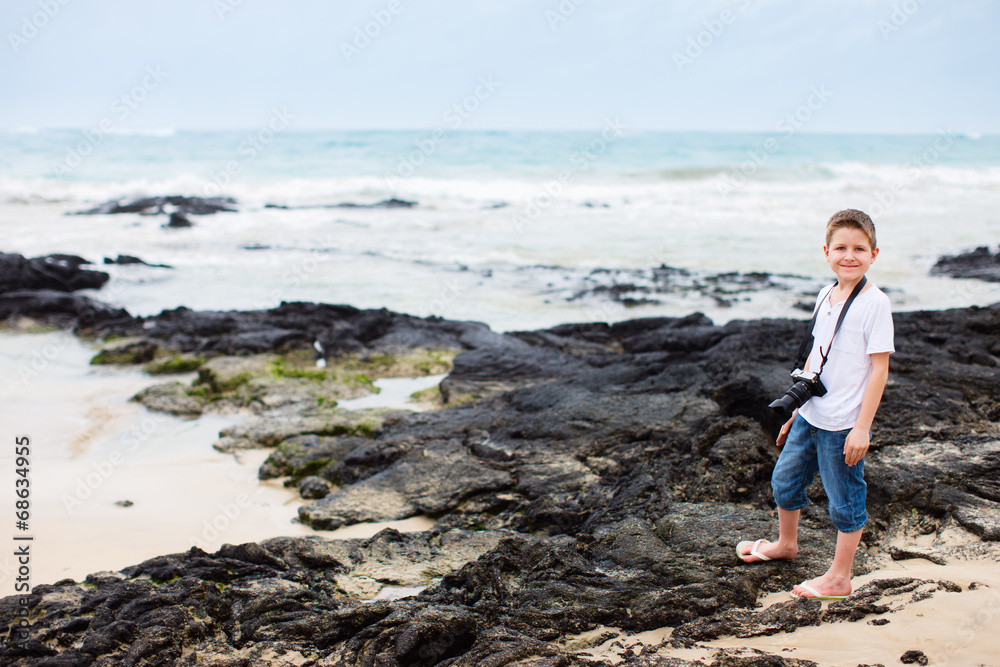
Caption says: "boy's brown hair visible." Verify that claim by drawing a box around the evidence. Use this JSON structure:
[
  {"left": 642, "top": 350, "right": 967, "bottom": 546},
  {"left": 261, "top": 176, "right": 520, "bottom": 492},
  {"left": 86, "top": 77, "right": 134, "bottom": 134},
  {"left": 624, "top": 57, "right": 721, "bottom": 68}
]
[{"left": 826, "top": 209, "right": 877, "bottom": 249}]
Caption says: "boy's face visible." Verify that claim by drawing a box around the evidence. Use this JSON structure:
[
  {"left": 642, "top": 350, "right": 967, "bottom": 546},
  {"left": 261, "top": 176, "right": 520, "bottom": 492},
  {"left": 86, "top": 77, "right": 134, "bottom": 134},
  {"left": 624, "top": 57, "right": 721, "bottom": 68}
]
[{"left": 824, "top": 227, "right": 878, "bottom": 283}]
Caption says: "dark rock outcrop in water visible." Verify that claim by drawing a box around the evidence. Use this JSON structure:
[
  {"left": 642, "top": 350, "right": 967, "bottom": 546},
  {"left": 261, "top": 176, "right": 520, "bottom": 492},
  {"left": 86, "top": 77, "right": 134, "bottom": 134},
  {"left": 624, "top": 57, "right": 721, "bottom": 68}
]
[
  {"left": 0, "top": 253, "right": 109, "bottom": 294},
  {"left": 103, "top": 254, "right": 174, "bottom": 268},
  {"left": 2, "top": 291, "right": 999, "bottom": 664},
  {"left": 88, "top": 301, "right": 502, "bottom": 358},
  {"left": 932, "top": 245, "right": 1000, "bottom": 282},
  {"left": 0, "top": 289, "right": 130, "bottom": 332},
  {"left": 0, "top": 252, "right": 131, "bottom": 329},
  {"left": 166, "top": 211, "right": 194, "bottom": 228},
  {"left": 264, "top": 198, "right": 417, "bottom": 210},
  {"left": 551, "top": 264, "right": 819, "bottom": 309},
  {"left": 71, "top": 195, "right": 238, "bottom": 216},
  {"left": 0, "top": 252, "right": 109, "bottom": 294}
]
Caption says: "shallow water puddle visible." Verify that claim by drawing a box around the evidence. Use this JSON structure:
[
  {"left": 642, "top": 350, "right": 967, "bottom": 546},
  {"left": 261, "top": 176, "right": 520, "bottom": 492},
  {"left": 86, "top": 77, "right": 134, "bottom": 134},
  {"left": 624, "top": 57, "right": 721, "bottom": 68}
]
[{"left": 336, "top": 373, "right": 447, "bottom": 411}]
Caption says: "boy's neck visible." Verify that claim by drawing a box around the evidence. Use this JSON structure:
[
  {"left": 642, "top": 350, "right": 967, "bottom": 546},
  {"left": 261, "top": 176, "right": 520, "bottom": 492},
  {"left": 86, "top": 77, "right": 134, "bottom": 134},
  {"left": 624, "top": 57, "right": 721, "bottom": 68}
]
[
  {"left": 836, "top": 275, "right": 866, "bottom": 292},
  {"left": 830, "top": 273, "right": 868, "bottom": 303}
]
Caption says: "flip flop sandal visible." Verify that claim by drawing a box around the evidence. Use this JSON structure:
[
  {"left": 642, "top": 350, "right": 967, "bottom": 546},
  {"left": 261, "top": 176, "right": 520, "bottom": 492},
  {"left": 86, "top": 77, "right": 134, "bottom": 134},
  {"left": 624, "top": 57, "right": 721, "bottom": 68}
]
[
  {"left": 736, "top": 538, "right": 771, "bottom": 563},
  {"left": 790, "top": 582, "right": 848, "bottom": 600}
]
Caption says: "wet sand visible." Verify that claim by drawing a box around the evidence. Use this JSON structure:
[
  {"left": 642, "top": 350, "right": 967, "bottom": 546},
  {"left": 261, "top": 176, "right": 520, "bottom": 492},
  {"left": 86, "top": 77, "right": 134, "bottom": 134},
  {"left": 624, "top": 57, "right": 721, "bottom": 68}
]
[
  {"left": 0, "top": 331, "right": 438, "bottom": 587},
  {"left": 572, "top": 531, "right": 1000, "bottom": 666}
]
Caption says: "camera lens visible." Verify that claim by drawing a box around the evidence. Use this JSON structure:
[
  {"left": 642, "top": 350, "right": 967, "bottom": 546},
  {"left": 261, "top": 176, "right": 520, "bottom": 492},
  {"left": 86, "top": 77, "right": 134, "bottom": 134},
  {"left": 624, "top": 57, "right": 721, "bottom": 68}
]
[{"left": 768, "top": 380, "right": 814, "bottom": 417}]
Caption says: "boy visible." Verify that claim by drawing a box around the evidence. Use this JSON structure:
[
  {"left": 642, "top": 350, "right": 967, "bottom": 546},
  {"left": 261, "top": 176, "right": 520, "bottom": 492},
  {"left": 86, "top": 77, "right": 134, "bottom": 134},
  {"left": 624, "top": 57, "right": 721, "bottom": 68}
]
[{"left": 737, "top": 209, "right": 894, "bottom": 600}]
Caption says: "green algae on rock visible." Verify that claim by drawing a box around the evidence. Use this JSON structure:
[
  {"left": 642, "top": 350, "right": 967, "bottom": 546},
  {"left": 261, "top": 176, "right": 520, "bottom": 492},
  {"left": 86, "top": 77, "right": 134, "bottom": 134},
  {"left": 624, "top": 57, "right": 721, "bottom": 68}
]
[
  {"left": 131, "top": 348, "right": 459, "bottom": 421},
  {"left": 143, "top": 353, "right": 207, "bottom": 374},
  {"left": 89, "top": 337, "right": 158, "bottom": 365}
]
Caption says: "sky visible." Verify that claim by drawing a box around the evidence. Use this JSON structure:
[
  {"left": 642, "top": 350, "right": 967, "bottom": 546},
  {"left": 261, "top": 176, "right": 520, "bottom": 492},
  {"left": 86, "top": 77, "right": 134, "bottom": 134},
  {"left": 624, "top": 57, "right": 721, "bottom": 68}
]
[{"left": 2, "top": 0, "right": 998, "bottom": 134}]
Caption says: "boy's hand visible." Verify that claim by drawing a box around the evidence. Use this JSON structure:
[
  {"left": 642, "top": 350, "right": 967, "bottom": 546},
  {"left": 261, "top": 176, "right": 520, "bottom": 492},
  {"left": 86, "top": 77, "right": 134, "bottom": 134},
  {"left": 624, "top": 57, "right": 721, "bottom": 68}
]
[
  {"left": 844, "top": 428, "right": 870, "bottom": 466},
  {"left": 776, "top": 410, "right": 797, "bottom": 448}
]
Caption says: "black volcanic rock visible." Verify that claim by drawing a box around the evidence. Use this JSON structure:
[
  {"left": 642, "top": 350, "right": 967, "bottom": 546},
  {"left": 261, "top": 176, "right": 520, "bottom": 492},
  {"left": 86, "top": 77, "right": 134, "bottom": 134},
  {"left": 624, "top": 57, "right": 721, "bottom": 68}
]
[
  {"left": 73, "top": 302, "right": 496, "bottom": 359},
  {"left": 166, "top": 211, "right": 193, "bottom": 228},
  {"left": 0, "top": 289, "right": 130, "bottom": 331},
  {"left": 334, "top": 197, "right": 416, "bottom": 209},
  {"left": 561, "top": 265, "right": 818, "bottom": 309},
  {"left": 0, "top": 522, "right": 966, "bottom": 665},
  {"left": 264, "top": 198, "right": 417, "bottom": 210},
  {"left": 0, "top": 252, "right": 109, "bottom": 293},
  {"left": 932, "top": 245, "right": 1000, "bottom": 282},
  {"left": 901, "top": 649, "right": 930, "bottom": 665},
  {"left": 103, "top": 254, "right": 174, "bottom": 268},
  {"left": 298, "top": 475, "right": 332, "bottom": 499},
  {"left": 299, "top": 439, "right": 515, "bottom": 529},
  {"left": 72, "top": 195, "right": 237, "bottom": 216},
  {"left": 1, "top": 281, "right": 999, "bottom": 663}
]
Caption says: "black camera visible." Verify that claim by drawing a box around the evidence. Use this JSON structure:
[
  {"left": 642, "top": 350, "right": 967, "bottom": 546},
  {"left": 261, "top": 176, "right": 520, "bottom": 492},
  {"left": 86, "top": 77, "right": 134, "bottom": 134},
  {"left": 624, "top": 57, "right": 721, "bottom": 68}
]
[{"left": 768, "top": 368, "right": 827, "bottom": 418}]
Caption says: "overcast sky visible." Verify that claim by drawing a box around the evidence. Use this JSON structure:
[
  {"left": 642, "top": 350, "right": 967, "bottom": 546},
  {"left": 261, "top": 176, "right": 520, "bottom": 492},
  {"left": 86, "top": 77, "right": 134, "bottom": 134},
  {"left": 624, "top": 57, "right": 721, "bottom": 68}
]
[{"left": 2, "top": 0, "right": 998, "bottom": 133}]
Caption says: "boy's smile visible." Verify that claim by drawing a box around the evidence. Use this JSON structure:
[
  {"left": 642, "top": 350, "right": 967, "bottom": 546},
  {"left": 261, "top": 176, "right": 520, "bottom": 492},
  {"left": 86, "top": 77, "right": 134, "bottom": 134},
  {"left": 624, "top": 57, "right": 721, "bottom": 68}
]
[{"left": 824, "top": 227, "right": 878, "bottom": 286}]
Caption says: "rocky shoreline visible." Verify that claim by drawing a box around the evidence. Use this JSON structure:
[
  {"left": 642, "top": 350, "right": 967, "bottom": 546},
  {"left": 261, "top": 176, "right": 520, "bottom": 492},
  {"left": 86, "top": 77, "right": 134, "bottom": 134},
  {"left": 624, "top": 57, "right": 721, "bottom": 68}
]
[
  {"left": 931, "top": 244, "right": 1000, "bottom": 283},
  {"left": 2, "top": 254, "right": 1000, "bottom": 665}
]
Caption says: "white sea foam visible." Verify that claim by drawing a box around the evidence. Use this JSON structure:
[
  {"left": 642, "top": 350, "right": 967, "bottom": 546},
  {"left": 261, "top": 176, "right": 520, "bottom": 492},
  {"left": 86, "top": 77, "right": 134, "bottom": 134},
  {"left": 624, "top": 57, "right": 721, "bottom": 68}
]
[
  {"left": 105, "top": 127, "right": 177, "bottom": 137},
  {"left": 3, "top": 159, "right": 998, "bottom": 208}
]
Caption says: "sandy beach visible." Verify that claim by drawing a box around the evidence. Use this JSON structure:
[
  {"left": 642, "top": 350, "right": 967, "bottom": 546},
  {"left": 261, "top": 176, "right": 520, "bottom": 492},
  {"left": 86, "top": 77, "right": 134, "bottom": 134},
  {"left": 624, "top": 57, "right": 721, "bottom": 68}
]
[
  {"left": 571, "top": 538, "right": 1000, "bottom": 666},
  {"left": 0, "top": 329, "right": 441, "bottom": 587}
]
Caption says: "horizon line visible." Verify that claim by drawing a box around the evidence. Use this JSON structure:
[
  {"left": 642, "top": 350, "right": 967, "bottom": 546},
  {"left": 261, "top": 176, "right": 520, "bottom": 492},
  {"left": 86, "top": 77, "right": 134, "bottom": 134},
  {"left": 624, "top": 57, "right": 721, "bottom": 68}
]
[{"left": 1, "top": 126, "right": 992, "bottom": 138}]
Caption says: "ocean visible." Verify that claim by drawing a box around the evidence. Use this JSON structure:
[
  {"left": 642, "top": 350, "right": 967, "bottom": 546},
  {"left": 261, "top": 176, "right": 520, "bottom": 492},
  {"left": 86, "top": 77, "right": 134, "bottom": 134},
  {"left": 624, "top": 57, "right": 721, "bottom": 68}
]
[{"left": 3, "top": 127, "right": 1000, "bottom": 331}]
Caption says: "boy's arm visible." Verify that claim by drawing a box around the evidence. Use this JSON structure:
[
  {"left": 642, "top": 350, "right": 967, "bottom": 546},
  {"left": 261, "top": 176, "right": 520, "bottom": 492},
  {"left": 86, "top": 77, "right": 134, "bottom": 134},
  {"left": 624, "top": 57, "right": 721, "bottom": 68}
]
[
  {"left": 844, "top": 352, "right": 890, "bottom": 466},
  {"left": 775, "top": 357, "right": 812, "bottom": 448},
  {"left": 776, "top": 409, "right": 797, "bottom": 447}
]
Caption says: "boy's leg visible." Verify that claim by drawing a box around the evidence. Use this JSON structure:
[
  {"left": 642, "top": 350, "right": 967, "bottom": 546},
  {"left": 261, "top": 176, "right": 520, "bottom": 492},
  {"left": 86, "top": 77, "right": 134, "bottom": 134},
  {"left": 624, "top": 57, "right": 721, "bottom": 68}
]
[
  {"left": 774, "top": 506, "right": 801, "bottom": 555},
  {"left": 792, "top": 528, "right": 861, "bottom": 597},
  {"left": 739, "top": 507, "right": 801, "bottom": 561},
  {"left": 795, "top": 427, "right": 867, "bottom": 596},
  {"left": 831, "top": 528, "right": 864, "bottom": 578},
  {"left": 740, "top": 416, "right": 814, "bottom": 562}
]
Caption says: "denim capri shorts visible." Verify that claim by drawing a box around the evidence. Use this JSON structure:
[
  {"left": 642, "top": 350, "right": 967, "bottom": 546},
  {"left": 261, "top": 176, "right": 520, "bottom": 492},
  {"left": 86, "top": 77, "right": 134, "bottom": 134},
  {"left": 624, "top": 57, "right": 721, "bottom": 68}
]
[{"left": 771, "top": 414, "right": 868, "bottom": 533}]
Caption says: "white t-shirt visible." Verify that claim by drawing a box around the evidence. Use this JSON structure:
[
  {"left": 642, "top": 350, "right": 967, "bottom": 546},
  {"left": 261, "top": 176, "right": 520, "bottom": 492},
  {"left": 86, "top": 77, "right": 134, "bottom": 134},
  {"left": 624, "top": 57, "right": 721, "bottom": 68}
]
[{"left": 796, "top": 283, "right": 895, "bottom": 431}]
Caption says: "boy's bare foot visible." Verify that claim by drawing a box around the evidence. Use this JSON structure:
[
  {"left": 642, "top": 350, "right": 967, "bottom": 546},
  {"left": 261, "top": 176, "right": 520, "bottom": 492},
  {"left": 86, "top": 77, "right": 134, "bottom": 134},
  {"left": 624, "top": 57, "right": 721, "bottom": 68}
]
[
  {"left": 791, "top": 573, "right": 851, "bottom": 599},
  {"left": 736, "top": 539, "right": 797, "bottom": 563}
]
